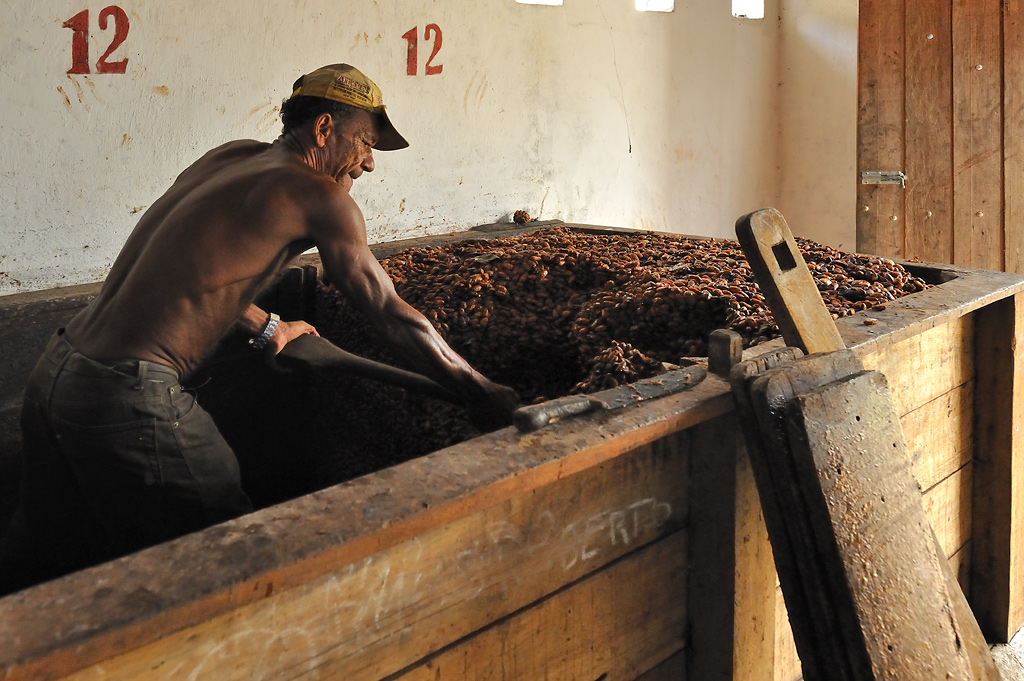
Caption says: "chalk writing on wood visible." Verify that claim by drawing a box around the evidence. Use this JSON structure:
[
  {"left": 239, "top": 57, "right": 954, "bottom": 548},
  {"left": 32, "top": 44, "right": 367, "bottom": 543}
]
[
  {"left": 317, "top": 494, "right": 676, "bottom": 636},
  {"left": 62, "top": 6, "right": 130, "bottom": 75}
]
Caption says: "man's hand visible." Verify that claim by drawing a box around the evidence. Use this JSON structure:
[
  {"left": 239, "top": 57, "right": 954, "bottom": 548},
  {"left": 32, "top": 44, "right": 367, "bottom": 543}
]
[
  {"left": 466, "top": 381, "right": 519, "bottom": 432},
  {"left": 267, "top": 319, "right": 319, "bottom": 355}
]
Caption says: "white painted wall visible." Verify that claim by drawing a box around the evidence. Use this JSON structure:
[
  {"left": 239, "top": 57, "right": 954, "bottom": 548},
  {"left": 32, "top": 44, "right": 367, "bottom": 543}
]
[
  {"left": 0, "top": 0, "right": 857, "bottom": 297},
  {"left": 776, "top": 0, "right": 859, "bottom": 251}
]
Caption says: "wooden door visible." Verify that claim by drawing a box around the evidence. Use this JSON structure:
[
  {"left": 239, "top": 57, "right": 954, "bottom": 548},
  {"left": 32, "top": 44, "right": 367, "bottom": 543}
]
[{"left": 858, "top": 0, "right": 1024, "bottom": 273}]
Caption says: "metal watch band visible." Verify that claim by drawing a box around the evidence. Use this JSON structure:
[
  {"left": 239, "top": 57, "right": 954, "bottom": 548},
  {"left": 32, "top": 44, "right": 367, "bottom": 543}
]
[{"left": 248, "top": 313, "right": 280, "bottom": 350}]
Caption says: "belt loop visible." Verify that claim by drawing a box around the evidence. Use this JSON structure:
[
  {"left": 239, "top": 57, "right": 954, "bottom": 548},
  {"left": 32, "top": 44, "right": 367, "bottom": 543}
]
[{"left": 135, "top": 361, "right": 148, "bottom": 390}]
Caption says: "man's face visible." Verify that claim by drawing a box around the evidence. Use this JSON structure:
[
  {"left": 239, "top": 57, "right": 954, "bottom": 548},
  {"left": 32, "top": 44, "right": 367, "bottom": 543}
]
[{"left": 328, "top": 109, "right": 379, "bottom": 187}]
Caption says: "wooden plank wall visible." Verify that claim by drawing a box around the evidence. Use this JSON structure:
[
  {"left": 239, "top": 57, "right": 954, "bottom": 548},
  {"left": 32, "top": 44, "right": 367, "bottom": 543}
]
[{"left": 858, "top": 0, "right": 1015, "bottom": 272}]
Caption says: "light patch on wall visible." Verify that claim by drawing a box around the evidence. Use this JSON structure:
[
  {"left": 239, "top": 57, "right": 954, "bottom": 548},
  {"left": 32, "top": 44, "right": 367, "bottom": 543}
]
[
  {"left": 635, "top": 0, "right": 673, "bottom": 11},
  {"left": 732, "top": 0, "right": 764, "bottom": 19},
  {"left": 515, "top": 0, "right": 562, "bottom": 5}
]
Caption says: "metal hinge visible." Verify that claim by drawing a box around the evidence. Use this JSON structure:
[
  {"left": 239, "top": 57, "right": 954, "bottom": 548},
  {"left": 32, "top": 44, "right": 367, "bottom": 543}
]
[{"left": 860, "top": 171, "right": 906, "bottom": 189}]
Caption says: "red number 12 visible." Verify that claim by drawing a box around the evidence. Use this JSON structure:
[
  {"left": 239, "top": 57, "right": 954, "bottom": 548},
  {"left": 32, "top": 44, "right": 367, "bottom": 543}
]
[
  {"left": 63, "top": 6, "right": 130, "bottom": 75},
  {"left": 402, "top": 24, "right": 443, "bottom": 76}
]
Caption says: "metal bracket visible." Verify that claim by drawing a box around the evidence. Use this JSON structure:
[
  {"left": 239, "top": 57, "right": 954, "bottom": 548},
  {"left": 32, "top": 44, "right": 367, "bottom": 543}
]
[{"left": 860, "top": 171, "right": 906, "bottom": 189}]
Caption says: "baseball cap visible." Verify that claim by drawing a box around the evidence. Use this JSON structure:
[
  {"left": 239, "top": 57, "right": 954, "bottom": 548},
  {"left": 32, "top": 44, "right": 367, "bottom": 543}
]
[{"left": 288, "top": 64, "right": 409, "bottom": 151}]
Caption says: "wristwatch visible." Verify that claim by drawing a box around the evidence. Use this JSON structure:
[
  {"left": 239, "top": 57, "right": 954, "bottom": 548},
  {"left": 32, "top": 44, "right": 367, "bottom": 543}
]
[{"left": 249, "top": 313, "right": 280, "bottom": 351}]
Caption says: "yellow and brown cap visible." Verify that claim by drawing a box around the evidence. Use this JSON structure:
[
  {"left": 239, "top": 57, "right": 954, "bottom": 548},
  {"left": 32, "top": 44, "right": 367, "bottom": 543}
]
[{"left": 289, "top": 63, "right": 409, "bottom": 151}]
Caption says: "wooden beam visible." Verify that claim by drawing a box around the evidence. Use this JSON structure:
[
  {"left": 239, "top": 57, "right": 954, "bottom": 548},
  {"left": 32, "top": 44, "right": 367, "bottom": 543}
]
[
  {"left": 732, "top": 440, "right": 775, "bottom": 681},
  {"left": 971, "top": 292, "right": 1024, "bottom": 641},
  {"left": 1004, "top": 0, "right": 1024, "bottom": 274},
  {"left": 905, "top": 0, "right": 955, "bottom": 264},
  {"left": 953, "top": 0, "right": 1004, "bottom": 270},
  {"left": 686, "top": 414, "right": 775, "bottom": 681},
  {"left": 857, "top": 0, "right": 906, "bottom": 258}
]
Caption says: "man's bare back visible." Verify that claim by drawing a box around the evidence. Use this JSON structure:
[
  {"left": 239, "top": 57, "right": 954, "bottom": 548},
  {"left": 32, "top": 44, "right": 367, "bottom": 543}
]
[{"left": 66, "top": 140, "right": 327, "bottom": 377}]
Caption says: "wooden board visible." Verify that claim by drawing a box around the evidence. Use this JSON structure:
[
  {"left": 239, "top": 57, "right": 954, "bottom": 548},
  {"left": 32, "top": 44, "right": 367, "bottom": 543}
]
[
  {"left": 392, "top": 530, "right": 687, "bottom": 681},
  {"left": 901, "top": 382, "right": 973, "bottom": 492},
  {"left": 773, "top": 589, "right": 803, "bottom": 681},
  {"left": 686, "top": 414, "right": 769, "bottom": 681},
  {"left": 905, "top": 0, "right": 954, "bottom": 264},
  {"left": 1006, "top": 0, "right": 1024, "bottom": 274},
  {"left": 773, "top": 545, "right": 978, "bottom": 681},
  {"left": 784, "top": 370, "right": 973, "bottom": 679},
  {"left": 857, "top": 0, "right": 906, "bottom": 258},
  {"left": 636, "top": 649, "right": 686, "bottom": 681},
  {"left": 740, "top": 350, "right": 867, "bottom": 681},
  {"left": 731, "top": 439, "right": 775, "bottom": 681},
  {"left": 952, "top": 0, "right": 1004, "bottom": 271},
  {"left": 922, "top": 460, "right": 973, "bottom": 559},
  {"left": 857, "top": 314, "right": 973, "bottom": 416},
  {"left": 971, "top": 292, "right": 1024, "bottom": 641}
]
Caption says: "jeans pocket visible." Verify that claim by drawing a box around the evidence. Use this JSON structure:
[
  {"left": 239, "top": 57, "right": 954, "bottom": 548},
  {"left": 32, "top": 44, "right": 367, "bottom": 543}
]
[{"left": 51, "top": 416, "right": 162, "bottom": 488}]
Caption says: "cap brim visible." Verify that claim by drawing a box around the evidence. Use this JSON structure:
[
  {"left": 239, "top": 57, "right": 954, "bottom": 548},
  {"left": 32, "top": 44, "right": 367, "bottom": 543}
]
[{"left": 372, "top": 108, "right": 409, "bottom": 151}]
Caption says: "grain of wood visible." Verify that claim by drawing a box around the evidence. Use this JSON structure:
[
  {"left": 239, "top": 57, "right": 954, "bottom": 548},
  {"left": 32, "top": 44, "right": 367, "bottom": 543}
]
[
  {"left": 922, "top": 460, "right": 973, "bottom": 559},
  {"left": 1004, "top": 0, "right": 1024, "bottom": 274},
  {"left": 732, "top": 442, "right": 775, "bottom": 681},
  {"left": 857, "top": 0, "right": 906, "bottom": 258},
  {"left": 686, "top": 415, "right": 744, "bottom": 681},
  {"left": 773, "top": 585, "right": 804, "bottom": 681},
  {"left": 901, "top": 382, "right": 973, "bottom": 491},
  {"left": 905, "top": 0, "right": 955, "bottom": 264},
  {"left": 635, "top": 650, "right": 686, "bottom": 681},
  {"left": 953, "top": 0, "right": 1004, "bottom": 270},
  {"left": 773, "top": 545, "right": 975, "bottom": 681},
  {"left": 392, "top": 531, "right": 688, "bottom": 681},
  {"left": 972, "top": 292, "right": 1024, "bottom": 641},
  {"left": 858, "top": 314, "right": 973, "bottom": 415},
  {"left": 786, "top": 371, "right": 973, "bottom": 679},
  {"left": 950, "top": 540, "right": 973, "bottom": 597}
]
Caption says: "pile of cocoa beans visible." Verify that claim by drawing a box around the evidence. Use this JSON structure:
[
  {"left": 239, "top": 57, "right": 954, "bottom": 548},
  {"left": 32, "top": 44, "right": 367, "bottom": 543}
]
[{"left": 306, "top": 227, "right": 927, "bottom": 479}]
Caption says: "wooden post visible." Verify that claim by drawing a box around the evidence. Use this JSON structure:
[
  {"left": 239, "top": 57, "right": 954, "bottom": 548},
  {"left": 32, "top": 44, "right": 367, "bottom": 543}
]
[
  {"left": 687, "top": 414, "right": 776, "bottom": 681},
  {"left": 971, "top": 291, "right": 1024, "bottom": 641}
]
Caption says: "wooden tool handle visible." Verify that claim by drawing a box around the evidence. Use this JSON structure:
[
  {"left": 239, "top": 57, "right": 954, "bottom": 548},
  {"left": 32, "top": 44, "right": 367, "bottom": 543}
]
[
  {"left": 736, "top": 208, "right": 846, "bottom": 354},
  {"left": 274, "top": 334, "right": 461, "bottom": 404},
  {"left": 513, "top": 395, "right": 596, "bottom": 432}
]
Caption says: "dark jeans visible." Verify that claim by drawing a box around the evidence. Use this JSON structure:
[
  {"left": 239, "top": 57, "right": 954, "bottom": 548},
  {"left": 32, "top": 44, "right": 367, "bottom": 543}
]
[{"left": 0, "top": 330, "right": 252, "bottom": 594}]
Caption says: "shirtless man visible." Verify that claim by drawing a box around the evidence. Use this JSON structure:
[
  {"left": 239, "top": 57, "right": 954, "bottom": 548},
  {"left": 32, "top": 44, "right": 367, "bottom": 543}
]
[{"left": 0, "top": 64, "right": 517, "bottom": 593}]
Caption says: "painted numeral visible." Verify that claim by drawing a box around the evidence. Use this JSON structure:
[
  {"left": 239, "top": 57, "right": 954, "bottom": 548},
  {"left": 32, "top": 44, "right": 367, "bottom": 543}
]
[
  {"left": 96, "top": 6, "right": 130, "bottom": 74},
  {"left": 424, "top": 24, "right": 443, "bottom": 75},
  {"left": 62, "top": 6, "right": 130, "bottom": 75},
  {"left": 62, "top": 10, "right": 90, "bottom": 74},
  {"left": 402, "top": 25, "right": 443, "bottom": 76},
  {"left": 402, "top": 27, "right": 418, "bottom": 76}
]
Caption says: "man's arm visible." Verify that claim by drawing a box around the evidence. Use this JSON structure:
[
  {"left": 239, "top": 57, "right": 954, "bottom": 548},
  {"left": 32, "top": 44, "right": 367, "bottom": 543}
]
[{"left": 310, "top": 187, "right": 517, "bottom": 428}]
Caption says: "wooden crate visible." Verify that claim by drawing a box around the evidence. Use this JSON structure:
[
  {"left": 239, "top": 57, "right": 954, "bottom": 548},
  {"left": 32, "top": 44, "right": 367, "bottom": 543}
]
[{"left": 1, "top": 223, "right": 1022, "bottom": 681}]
